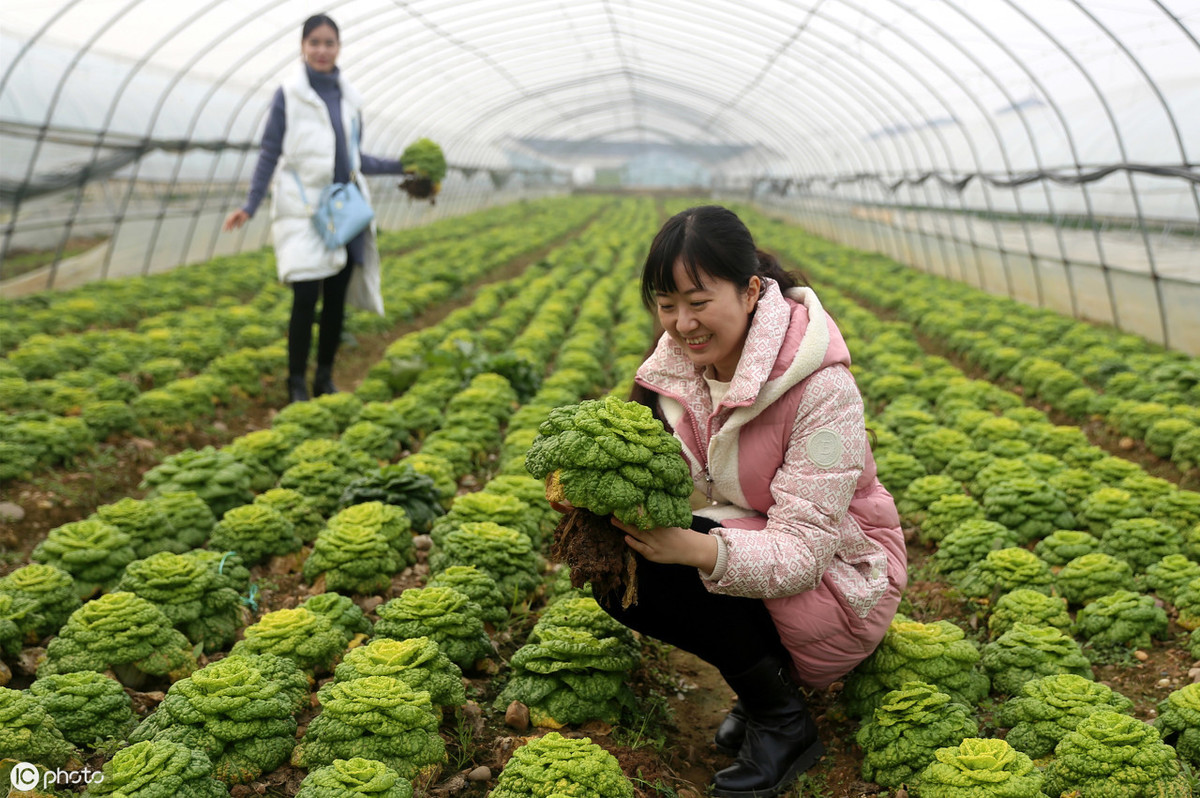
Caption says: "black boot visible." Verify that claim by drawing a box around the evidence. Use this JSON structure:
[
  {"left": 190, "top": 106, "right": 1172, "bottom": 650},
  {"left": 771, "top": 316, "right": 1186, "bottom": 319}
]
[
  {"left": 287, "top": 374, "right": 309, "bottom": 404},
  {"left": 714, "top": 700, "right": 748, "bottom": 756},
  {"left": 313, "top": 365, "right": 338, "bottom": 397},
  {"left": 711, "top": 657, "right": 825, "bottom": 798}
]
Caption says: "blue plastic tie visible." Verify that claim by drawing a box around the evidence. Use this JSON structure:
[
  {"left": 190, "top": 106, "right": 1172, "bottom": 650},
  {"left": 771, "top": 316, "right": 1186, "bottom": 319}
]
[
  {"left": 241, "top": 583, "right": 260, "bottom": 613},
  {"left": 217, "top": 551, "right": 236, "bottom": 575}
]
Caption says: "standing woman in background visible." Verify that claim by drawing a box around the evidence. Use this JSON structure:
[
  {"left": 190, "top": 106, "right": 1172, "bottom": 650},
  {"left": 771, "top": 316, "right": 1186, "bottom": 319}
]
[{"left": 224, "top": 13, "right": 406, "bottom": 403}]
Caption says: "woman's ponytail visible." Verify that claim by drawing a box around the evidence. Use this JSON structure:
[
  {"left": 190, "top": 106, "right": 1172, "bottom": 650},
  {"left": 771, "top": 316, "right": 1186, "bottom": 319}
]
[{"left": 755, "top": 249, "right": 804, "bottom": 292}]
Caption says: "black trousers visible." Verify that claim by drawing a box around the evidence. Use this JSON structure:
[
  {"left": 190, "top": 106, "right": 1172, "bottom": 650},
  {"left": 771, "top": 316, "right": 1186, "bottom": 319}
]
[
  {"left": 288, "top": 257, "right": 354, "bottom": 376},
  {"left": 599, "top": 516, "right": 787, "bottom": 678}
]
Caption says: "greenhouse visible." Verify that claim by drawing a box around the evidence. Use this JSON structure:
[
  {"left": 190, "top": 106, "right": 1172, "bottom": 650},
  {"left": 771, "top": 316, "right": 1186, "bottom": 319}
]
[{"left": 2, "top": 2, "right": 1199, "bottom": 796}]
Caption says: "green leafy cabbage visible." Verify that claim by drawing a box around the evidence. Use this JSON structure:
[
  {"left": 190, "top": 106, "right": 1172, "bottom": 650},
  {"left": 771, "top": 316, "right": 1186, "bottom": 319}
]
[
  {"left": 29, "top": 670, "right": 137, "bottom": 748},
  {"left": 39, "top": 592, "right": 198, "bottom": 684},
  {"left": 129, "top": 652, "right": 307, "bottom": 784},
  {"left": 494, "top": 597, "right": 639, "bottom": 727},
  {"left": 844, "top": 617, "right": 989, "bottom": 718},
  {"left": 912, "top": 738, "right": 1046, "bottom": 798},
  {"left": 374, "top": 587, "right": 492, "bottom": 670},
  {"left": 996, "top": 673, "right": 1134, "bottom": 759},
  {"left": 291, "top": 675, "right": 446, "bottom": 781},
  {"left": 855, "top": 680, "right": 978, "bottom": 788},
  {"left": 1154, "top": 682, "right": 1200, "bottom": 767},
  {"left": 83, "top": 739, "right": 227, "bottom": 798},
  {"left": 230, "top": 607, "right": 348, "bottom": 672},
  {"left": 1072, "top": 589, "right": 1168, "bottom": 650},
  {"left": 1043, "top": 709, "right": 1190, "bottom": 797},
  {"left": 524, "top": 396, "right": 693, "bottom": 531},
  {"left": 116, "top": 551, "right": 245, "bottom": 652},
  {"left": 980, "top": 623, "right": 1092, "bottom": 696},
  {"left": 0, "top": 685, "right": 78, "bottom": 768},
  {"left": 31, "top": 519, "right": 137, "bottom": 597},
  {"left": 0, "top": 563, "right": 81, "bottom": 637},
  {"left": 295, "top": 757, "right": 414, "bottom": 798},
  {"left": 489, "top": 732, "right": 633, "bottom": 798},
  {"left": 332, "top": 637, "right": 465, "bottom": 711}
]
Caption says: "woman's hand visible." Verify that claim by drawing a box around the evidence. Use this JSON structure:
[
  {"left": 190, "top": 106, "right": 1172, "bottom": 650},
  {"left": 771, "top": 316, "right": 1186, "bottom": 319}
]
[
  {"left": 223, "top": 209, "right": 250, "bottom": 232},
  {"left": 611, "top": 517, "right": 719, "bottom": 573}
]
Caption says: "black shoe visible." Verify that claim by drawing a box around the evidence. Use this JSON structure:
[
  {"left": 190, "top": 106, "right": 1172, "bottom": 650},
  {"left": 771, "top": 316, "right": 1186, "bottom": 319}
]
[
  {"left": 287, "top": 375, "right": 309, "bottom": 404},
  {"left": 313, "top": 366, "right": 338, "bottom": 397},
  {"left": 711, "top": 658, "right": 825, "bottom": 798},
  {"left": 714, "top": 700, "right": 748, "bottom": 756}
]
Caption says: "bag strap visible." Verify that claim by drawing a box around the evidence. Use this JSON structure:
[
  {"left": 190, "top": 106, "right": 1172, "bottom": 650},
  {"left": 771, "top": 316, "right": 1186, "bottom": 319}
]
[
  {"left": 289, "top": 170, "right": 311, "bottom": 209},
  {"left": 349, "top": 115, "right": 361, "bottom": 183}
]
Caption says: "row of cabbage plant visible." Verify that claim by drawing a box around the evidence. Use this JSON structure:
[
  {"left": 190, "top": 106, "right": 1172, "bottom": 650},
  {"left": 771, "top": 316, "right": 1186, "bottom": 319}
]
[
  {"left": 0, "top": 196, "right": 611, "bottom": 483},
  {"left": 738, "top": 206, "right": 1200, "bottom": 476}
]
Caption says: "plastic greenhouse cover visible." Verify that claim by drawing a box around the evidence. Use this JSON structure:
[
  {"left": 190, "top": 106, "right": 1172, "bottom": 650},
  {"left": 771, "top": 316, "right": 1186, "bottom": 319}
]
[{"left": 1, "top": 0, "right": 1197, "bottom": 216}]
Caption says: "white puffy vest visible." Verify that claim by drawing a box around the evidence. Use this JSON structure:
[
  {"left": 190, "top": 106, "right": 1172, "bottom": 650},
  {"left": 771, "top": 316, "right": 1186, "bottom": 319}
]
[{"left": 268, "top": 61, "right": 379, "bottom": 297}]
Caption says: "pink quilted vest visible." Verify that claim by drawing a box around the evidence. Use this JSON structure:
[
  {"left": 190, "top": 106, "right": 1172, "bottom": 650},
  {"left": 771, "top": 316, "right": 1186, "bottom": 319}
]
[{"left": 636, "top": 281, "right": 906, "bottom": 688}]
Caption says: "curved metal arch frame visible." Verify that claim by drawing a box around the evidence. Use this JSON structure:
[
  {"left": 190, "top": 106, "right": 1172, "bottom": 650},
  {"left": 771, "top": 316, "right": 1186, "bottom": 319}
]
[
  {"left": 114, "top": 0, "right": 553, "bottom": 276},
  {"left": 398, "top": 6, "right": 979, "bottom": 272},
  {"left": 672, "top": 1, "right": 1013, "bottom": 289},
  {"left": 1031, "top": 0, "right": 1194, "bottom": 347},
  {"left": 933, "top": 0, "right": 1200, "bottom": 348},
  {"left": 7, "top": 2, "right": 1190, "bottom": 190},
  {"left": 186, "top": 0, "right": 622, "bottom": 261},
  {"left": 1, "top": 0, "right": 561, "bottom": 282},
  {"left": 0, "top": 0, "right": 145, "bottom": 273},
  {"left": 0, "top": 0, "right": 1194, "bottom": 353},
  {"left": 510, "top": 24, "right": 935, "bottom": 260},
  {"left": 513, "top": 65, "right": 916, "bottom": 260},
  {"left": 836, "top": 0, "right": 1068, "bottom": 312},
  {"left": 744, "top": 0, "right": 1196, "bottom": 344},
  {"left": 0, "top": 0, "right": 1008, "bottom": 290},
  {"left": 83, "top": 0, "right": 241, "bottom": 280},
  {"left": 929, "top": 0, "right": 1087, "bottom": 320},
  {"left": 185, "top": 8, "right": 831, "bottom": 263},
  {"left": 353, "top": 0, "right": 1084, "bottom": 302},
  {"left": 338, "top": 0, "right": 1003, "bottom": 288},
  {"left": 699, "top": 23, "right": 964, "bottom": 278},
  {"left": 879, "top": 0, "right": 1063, "bottom": 312},
  {"left": 750, "top": 0, "right": 1050, "bottom": 304},
  {"left": 126, "top": 0, "right": 373, "bottom": 277},
  {"left": 412, "top": 2, "right": 913, "bottom": 159}
]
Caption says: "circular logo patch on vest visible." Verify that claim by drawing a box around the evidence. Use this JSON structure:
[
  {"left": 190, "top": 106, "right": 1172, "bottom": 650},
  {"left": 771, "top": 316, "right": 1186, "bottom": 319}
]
[{"left": 806, "top": 428, "right": 843, "bottom": 468}]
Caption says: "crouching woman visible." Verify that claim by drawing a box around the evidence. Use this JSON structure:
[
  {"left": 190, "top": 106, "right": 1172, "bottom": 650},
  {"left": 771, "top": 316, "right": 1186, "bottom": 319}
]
[{"left": 605, "top": 205, "right": 906, "bottom": 797}]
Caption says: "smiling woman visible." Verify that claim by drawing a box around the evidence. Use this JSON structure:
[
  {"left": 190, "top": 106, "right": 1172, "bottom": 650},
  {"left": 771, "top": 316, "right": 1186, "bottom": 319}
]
[
  {"left": 643, "top": 207, "right": 791, "bottom": 381},
  {"left": 585, "top": 204, "right": 908, "bottom": 798}
]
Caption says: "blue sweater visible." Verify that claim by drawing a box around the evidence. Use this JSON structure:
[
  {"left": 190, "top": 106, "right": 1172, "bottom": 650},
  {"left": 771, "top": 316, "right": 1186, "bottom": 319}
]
[{"left": 243, "top": 65, "right": 403, "bottom": 221}]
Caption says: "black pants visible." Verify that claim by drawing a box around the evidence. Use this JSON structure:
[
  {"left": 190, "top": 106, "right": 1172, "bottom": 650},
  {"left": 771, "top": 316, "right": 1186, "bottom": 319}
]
[
  {"left": 288, "top": 258, "right": 354, "bottom": 377},
  {"left": 599, "top": 517, "right": 787, "bottom": 678}
]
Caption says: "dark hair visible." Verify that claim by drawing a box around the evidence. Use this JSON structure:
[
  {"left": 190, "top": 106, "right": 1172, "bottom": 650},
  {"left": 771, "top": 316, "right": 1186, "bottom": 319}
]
[
  {"left": 639, "top": 205, "right": 800, "bottom": 310},
  {"left": 302, "top": 14, "right": 339, "bottom": 41}
]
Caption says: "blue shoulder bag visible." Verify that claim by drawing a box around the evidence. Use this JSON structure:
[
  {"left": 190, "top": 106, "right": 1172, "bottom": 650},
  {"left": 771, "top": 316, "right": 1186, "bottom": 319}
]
[{"left": 291, "top": 118, "right": 375, "bottom": 250}]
